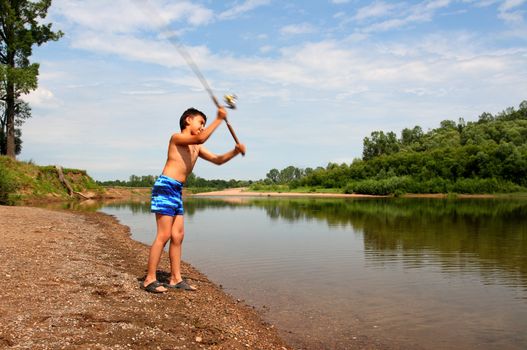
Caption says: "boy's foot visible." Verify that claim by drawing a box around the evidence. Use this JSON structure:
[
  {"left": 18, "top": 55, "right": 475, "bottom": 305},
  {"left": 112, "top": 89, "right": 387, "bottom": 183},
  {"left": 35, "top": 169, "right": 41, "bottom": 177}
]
[
  {"left": 164, "top": 280, "right": 197, "bottom": 291},
  {"left": 141, "top": 280, "right": 167, "bottom": 293}
]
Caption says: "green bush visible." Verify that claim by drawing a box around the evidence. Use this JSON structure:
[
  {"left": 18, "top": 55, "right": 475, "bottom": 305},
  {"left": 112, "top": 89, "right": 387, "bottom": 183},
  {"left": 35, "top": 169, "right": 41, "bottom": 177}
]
[
  {"left": 345, "top": 176, "right": 412, "bottom": 195},
  {"left": 0, "top": 165, "right": 18, "bottom": 205},
  {"left": 413, "top": 177, "right": 449, "bottom": 193},
  {"left": 450, "top": 178, "right": 524, "bottom": 193}
]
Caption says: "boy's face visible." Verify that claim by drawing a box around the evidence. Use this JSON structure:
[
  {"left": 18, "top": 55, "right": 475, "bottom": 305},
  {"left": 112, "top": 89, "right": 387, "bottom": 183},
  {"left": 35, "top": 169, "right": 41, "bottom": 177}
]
[{"left": 187, "top": 115, "right": 206, "bottom": 135}]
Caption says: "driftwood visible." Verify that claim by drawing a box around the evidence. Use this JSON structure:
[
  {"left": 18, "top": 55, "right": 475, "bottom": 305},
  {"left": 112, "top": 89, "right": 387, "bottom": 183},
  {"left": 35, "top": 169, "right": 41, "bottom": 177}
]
[{"left": 55, "top": 165, "right": 90, "bottom": 199}]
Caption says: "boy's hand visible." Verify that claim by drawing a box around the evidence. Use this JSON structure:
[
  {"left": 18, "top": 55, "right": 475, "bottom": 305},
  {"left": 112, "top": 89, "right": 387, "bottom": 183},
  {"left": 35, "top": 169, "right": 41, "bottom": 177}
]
[
  {"left": 217, "top": 106, "right": 227, "bottom": 120},
  {"left": 235, "top": 143, "right": 246, "bottom": 155}
]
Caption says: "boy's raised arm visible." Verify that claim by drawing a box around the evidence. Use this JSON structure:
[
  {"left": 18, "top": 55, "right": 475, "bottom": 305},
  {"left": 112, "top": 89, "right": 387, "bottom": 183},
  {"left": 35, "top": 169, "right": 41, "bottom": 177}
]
[
  {"left": 172, "top": 107, "right": 227, "bottom": 146},
  {"left": 199, "top": 143, "right": 246, "bottom": 165}
]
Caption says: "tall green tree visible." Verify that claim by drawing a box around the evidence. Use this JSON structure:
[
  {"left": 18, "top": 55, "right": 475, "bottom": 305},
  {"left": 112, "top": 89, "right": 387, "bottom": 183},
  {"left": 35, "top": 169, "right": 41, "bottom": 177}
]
[
  {"left": 0, "top": 0, "right": 62, "bottom": 158},
  {"left": 362, "top": 130, "right": 400, "bottom": 160},
  {"left": 266, "top": 168, "right": 279, "bottom": 183}
]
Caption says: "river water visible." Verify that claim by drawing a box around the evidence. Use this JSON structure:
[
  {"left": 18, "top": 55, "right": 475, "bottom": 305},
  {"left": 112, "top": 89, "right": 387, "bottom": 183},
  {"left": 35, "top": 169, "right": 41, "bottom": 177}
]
[{"left": 97, "top": 197, "right": 527, "bottom": 350}]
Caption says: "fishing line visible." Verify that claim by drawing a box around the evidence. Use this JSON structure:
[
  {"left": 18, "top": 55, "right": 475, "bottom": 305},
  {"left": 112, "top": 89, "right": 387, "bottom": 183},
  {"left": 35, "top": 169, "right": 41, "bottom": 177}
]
[
  {"left": 132, "top": 0, "right": 243, "bottom": 152},
  {"left": 132, "top": 0, "right": 236, "bottom": 110}
]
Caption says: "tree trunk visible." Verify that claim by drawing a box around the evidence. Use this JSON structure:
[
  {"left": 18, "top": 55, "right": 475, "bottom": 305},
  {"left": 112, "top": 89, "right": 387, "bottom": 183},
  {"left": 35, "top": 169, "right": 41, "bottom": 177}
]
[
  {"left": 6, "top": 46, "right": 16, "bottom": 158},
  {"left": 6, "top": 82, "right": 16, "bottom": 159}
]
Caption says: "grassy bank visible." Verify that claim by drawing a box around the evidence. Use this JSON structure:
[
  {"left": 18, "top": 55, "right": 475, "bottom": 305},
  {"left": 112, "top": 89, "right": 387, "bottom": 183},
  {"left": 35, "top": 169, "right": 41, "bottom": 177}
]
[{"left": 0, "top": 156, "right": 103, "bottom": 204}]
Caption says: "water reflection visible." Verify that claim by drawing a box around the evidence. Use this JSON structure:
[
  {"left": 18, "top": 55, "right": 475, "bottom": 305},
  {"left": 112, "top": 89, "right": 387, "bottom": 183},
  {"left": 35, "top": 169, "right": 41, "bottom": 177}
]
[{"left": 94, "top": 197, "right": 527, "bottom": 291}]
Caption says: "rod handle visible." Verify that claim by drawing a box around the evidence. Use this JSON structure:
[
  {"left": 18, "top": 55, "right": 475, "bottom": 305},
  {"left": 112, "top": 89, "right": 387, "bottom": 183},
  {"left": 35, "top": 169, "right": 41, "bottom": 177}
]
[{"left": 225, "top": 119, "right": 245, "bottom": 156}]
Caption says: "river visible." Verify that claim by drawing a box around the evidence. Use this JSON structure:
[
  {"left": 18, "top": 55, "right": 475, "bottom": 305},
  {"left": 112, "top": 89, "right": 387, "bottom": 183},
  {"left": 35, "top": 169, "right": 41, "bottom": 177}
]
[{"left": 97, "top": 196, "right": 527, "bottom": 350}]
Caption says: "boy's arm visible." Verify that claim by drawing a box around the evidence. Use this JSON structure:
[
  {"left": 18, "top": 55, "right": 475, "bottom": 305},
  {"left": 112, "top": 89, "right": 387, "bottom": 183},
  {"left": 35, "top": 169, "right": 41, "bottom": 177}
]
[
  {"left": 198, "top": 144, "right": 246, "bottom": 165},
  {"left": 172, "top": 107, "right": 227, "bottom": 146}
]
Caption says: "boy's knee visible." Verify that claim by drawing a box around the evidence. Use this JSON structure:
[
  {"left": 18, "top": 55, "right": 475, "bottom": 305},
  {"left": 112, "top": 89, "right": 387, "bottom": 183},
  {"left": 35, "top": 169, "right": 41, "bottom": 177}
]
[
  {"left": 171, "top": 229, "right": 184, "bottom": 243},
  {"left": 155, "top": 232, "right": 171, "bottom": 244}
]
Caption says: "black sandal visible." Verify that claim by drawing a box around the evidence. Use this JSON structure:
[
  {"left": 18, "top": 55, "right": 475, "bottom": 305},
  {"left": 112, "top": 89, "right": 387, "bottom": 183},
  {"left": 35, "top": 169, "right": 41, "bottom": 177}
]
[
  {"left": 164, "top": 280, "right": 196, "bottom": 291},
  {"left": 141, "top": 280, "right": 166, "bottom": 293}
]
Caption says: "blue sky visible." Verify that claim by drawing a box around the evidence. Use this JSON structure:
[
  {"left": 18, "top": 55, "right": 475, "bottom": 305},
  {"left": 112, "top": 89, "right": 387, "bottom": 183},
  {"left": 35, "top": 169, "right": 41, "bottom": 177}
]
[{"left": 20, "top": 0, "right": 527, "bottom": 181}]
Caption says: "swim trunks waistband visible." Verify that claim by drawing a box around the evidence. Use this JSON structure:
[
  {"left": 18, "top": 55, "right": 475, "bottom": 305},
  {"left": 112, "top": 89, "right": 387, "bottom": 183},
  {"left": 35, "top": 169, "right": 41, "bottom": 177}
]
[{"left": 158, "top": 175, "right": 184, "bottom": 187}]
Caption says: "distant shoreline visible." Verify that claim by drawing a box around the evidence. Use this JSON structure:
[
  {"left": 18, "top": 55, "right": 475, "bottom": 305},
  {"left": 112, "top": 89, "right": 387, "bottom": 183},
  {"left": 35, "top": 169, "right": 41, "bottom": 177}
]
[{"left": 191, "top": 187, "right": 497, "bottom": 199}]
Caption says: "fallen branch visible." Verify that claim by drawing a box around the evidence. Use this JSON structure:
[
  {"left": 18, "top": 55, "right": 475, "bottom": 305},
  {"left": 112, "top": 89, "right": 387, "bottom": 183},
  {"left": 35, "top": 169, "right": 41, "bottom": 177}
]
[
  {"left": 55, "top": 165, "right": 74, "bottom": 196},
  {"left": 55, "top": 165, "right": 90, "bottom": 199}
]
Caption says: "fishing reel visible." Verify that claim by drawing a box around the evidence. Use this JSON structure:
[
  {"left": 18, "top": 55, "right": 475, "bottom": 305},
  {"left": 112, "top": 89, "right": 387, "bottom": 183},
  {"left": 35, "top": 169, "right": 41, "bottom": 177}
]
[{"left": 224, "top": 94, "right": 237, "bottom": 109}]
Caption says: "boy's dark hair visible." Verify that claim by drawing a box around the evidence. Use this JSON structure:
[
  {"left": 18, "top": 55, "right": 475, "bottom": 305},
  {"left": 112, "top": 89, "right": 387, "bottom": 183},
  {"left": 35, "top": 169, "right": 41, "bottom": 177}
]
[{"left": 179, "top": 108, "right": 207, "bottom": 131}]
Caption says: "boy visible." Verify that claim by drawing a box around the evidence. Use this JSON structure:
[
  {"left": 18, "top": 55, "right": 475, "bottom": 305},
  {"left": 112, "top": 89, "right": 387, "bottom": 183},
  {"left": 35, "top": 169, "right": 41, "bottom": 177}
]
[{"left": 142, "top": 106, "right": 246, "bottom": 293}]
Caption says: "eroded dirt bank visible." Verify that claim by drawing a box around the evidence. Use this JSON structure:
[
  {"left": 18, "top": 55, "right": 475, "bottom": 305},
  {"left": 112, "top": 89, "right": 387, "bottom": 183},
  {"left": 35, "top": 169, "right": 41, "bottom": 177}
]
[{"left": 0, "top": 205, "right": 291, "bottom": 350}]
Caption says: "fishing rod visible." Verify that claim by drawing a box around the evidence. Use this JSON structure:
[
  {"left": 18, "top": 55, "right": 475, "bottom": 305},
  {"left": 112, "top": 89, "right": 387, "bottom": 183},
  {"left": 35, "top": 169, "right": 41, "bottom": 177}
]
[{"left": 134, "top": 0, "right": 244, "bottom": 154}]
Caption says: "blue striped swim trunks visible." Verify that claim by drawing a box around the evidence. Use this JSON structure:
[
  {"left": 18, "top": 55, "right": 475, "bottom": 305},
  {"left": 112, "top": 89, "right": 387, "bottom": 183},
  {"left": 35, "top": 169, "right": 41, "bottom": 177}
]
[{"left": 150, "top": 175, "right": 184, "bottom": 216}]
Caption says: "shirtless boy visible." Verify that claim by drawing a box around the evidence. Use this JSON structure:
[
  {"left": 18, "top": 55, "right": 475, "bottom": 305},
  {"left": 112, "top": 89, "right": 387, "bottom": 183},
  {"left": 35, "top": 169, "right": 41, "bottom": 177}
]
[{"left": 142, "top": 106, "right": 246, "bottom": 293}]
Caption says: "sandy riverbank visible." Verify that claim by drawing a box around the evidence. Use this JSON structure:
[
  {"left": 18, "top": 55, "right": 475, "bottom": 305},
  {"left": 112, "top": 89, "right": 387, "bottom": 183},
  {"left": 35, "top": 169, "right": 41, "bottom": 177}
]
[{"left": 0, "top": 205, "right": 291, "bottom": 349}]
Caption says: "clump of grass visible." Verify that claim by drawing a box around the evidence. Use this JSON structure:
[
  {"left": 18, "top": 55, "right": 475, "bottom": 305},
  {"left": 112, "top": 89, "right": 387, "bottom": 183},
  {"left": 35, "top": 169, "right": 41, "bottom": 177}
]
[{"left": 0, "top": 156, "right": 20, "bottom": 205}]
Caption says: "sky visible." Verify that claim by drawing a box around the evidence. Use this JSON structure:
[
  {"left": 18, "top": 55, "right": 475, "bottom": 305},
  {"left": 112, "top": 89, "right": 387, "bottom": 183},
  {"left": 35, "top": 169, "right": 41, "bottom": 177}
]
[{"left": 19, "top": 0, "right": 527, "bottom": 181}]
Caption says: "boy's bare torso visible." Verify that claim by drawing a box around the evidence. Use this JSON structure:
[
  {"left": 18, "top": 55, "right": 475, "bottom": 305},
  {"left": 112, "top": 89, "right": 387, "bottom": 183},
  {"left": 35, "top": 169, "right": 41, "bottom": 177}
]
[{"left": 161, "top": 136, "right": 201, "bottom": 183}]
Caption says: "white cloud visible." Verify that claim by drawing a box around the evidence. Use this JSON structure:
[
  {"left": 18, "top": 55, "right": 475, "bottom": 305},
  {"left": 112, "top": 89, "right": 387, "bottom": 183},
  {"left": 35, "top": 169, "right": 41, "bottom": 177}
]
[
  {"left": 359, "top": 0, "right": 452, "bottom": 33},
  {"left": 461, "top": 0, "right": 498, "bottom": 7},
  {"left": 362, "top": 17, "right": 408, "bottom": 32},
  {"left": 120, "top": 90, "right": 170, "bottom": 96},
  {"left": 498, "top": 10, "right": 524, "bottom": 23},
  {"left": 53, "top": 0, "right": 213, "bottom": 33},
  {"left": 64, "top": 27, "right": 526, "bottom": 101},
  {"left": 259, "top": 45, "right": 274, "bottom": 53},
  {"left": 501, "top": 0, "right": 526, "bottom": 11},
  {"left": 70, "top": 30, "right": 212, "bottom": 71},
  {"left": 218, "top": 0, "right": 271, "bottom": 20},
  {"left": 353, "top": 1, "right": 396, "bottom": 22},
  {"left": 163, "top": 2, "right": 214, "bottom": 27},
  {"left": 403, "top": 87, "right": 449, "bottom": 96},
  {"left": 21, "top": 88, "right": 61, "bottom": 108},
  {"left": 425, "top": 0, "right": 452, "bottom": 11},
  {"left": 333, "top": 11, "right": 346, "bottom": 19},
  {"left": 280, "top": 23, "right": 316, "bottom": 35},
  {"left": 53, "top": 0, "right": 147, "bottom": 33},
  {"left": 498, "top": 0, "right": 526, "bottom": 24}
]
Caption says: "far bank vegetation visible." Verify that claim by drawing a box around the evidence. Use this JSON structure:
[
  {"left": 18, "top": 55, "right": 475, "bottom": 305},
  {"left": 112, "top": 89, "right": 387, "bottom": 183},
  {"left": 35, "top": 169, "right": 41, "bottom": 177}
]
[{"left": 252, "top": 101, "right": 527, "bottom": 195}]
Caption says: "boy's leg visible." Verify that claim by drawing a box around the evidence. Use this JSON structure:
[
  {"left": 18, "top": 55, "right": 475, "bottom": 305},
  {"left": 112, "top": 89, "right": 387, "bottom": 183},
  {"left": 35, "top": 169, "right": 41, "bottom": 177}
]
[
  {"left": 167, "top": 214, "right": 196, "bottom": 290},
  {"left": 168, "top": 214, "right": 184, "bottom": 284},
  {"left": 143, "top": 214, "right": 174, "bottom": 292}
]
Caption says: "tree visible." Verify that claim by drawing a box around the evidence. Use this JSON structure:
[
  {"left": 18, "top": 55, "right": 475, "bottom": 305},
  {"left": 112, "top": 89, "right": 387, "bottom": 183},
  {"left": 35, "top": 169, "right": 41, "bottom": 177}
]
[
  {"left": 1, "top": 98, "right": 30, "bottom": 154},
  {"left": 401, "top": 126, "right": 423, "bottom": 148},
  {"left": 0, "top": 0, "right": 63, "bottom": 158},
  {"left": 362, "top": 131, "right": 400, "bottom": 160},
  {"left": 266, "top": 168, "right": 279, "bottom": 183},
  {"left": 478, "top": 112, "right": 493, "bottom": 124},
  {"left": 278, "top": 166, "right": 303, "bottom": 184}
]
